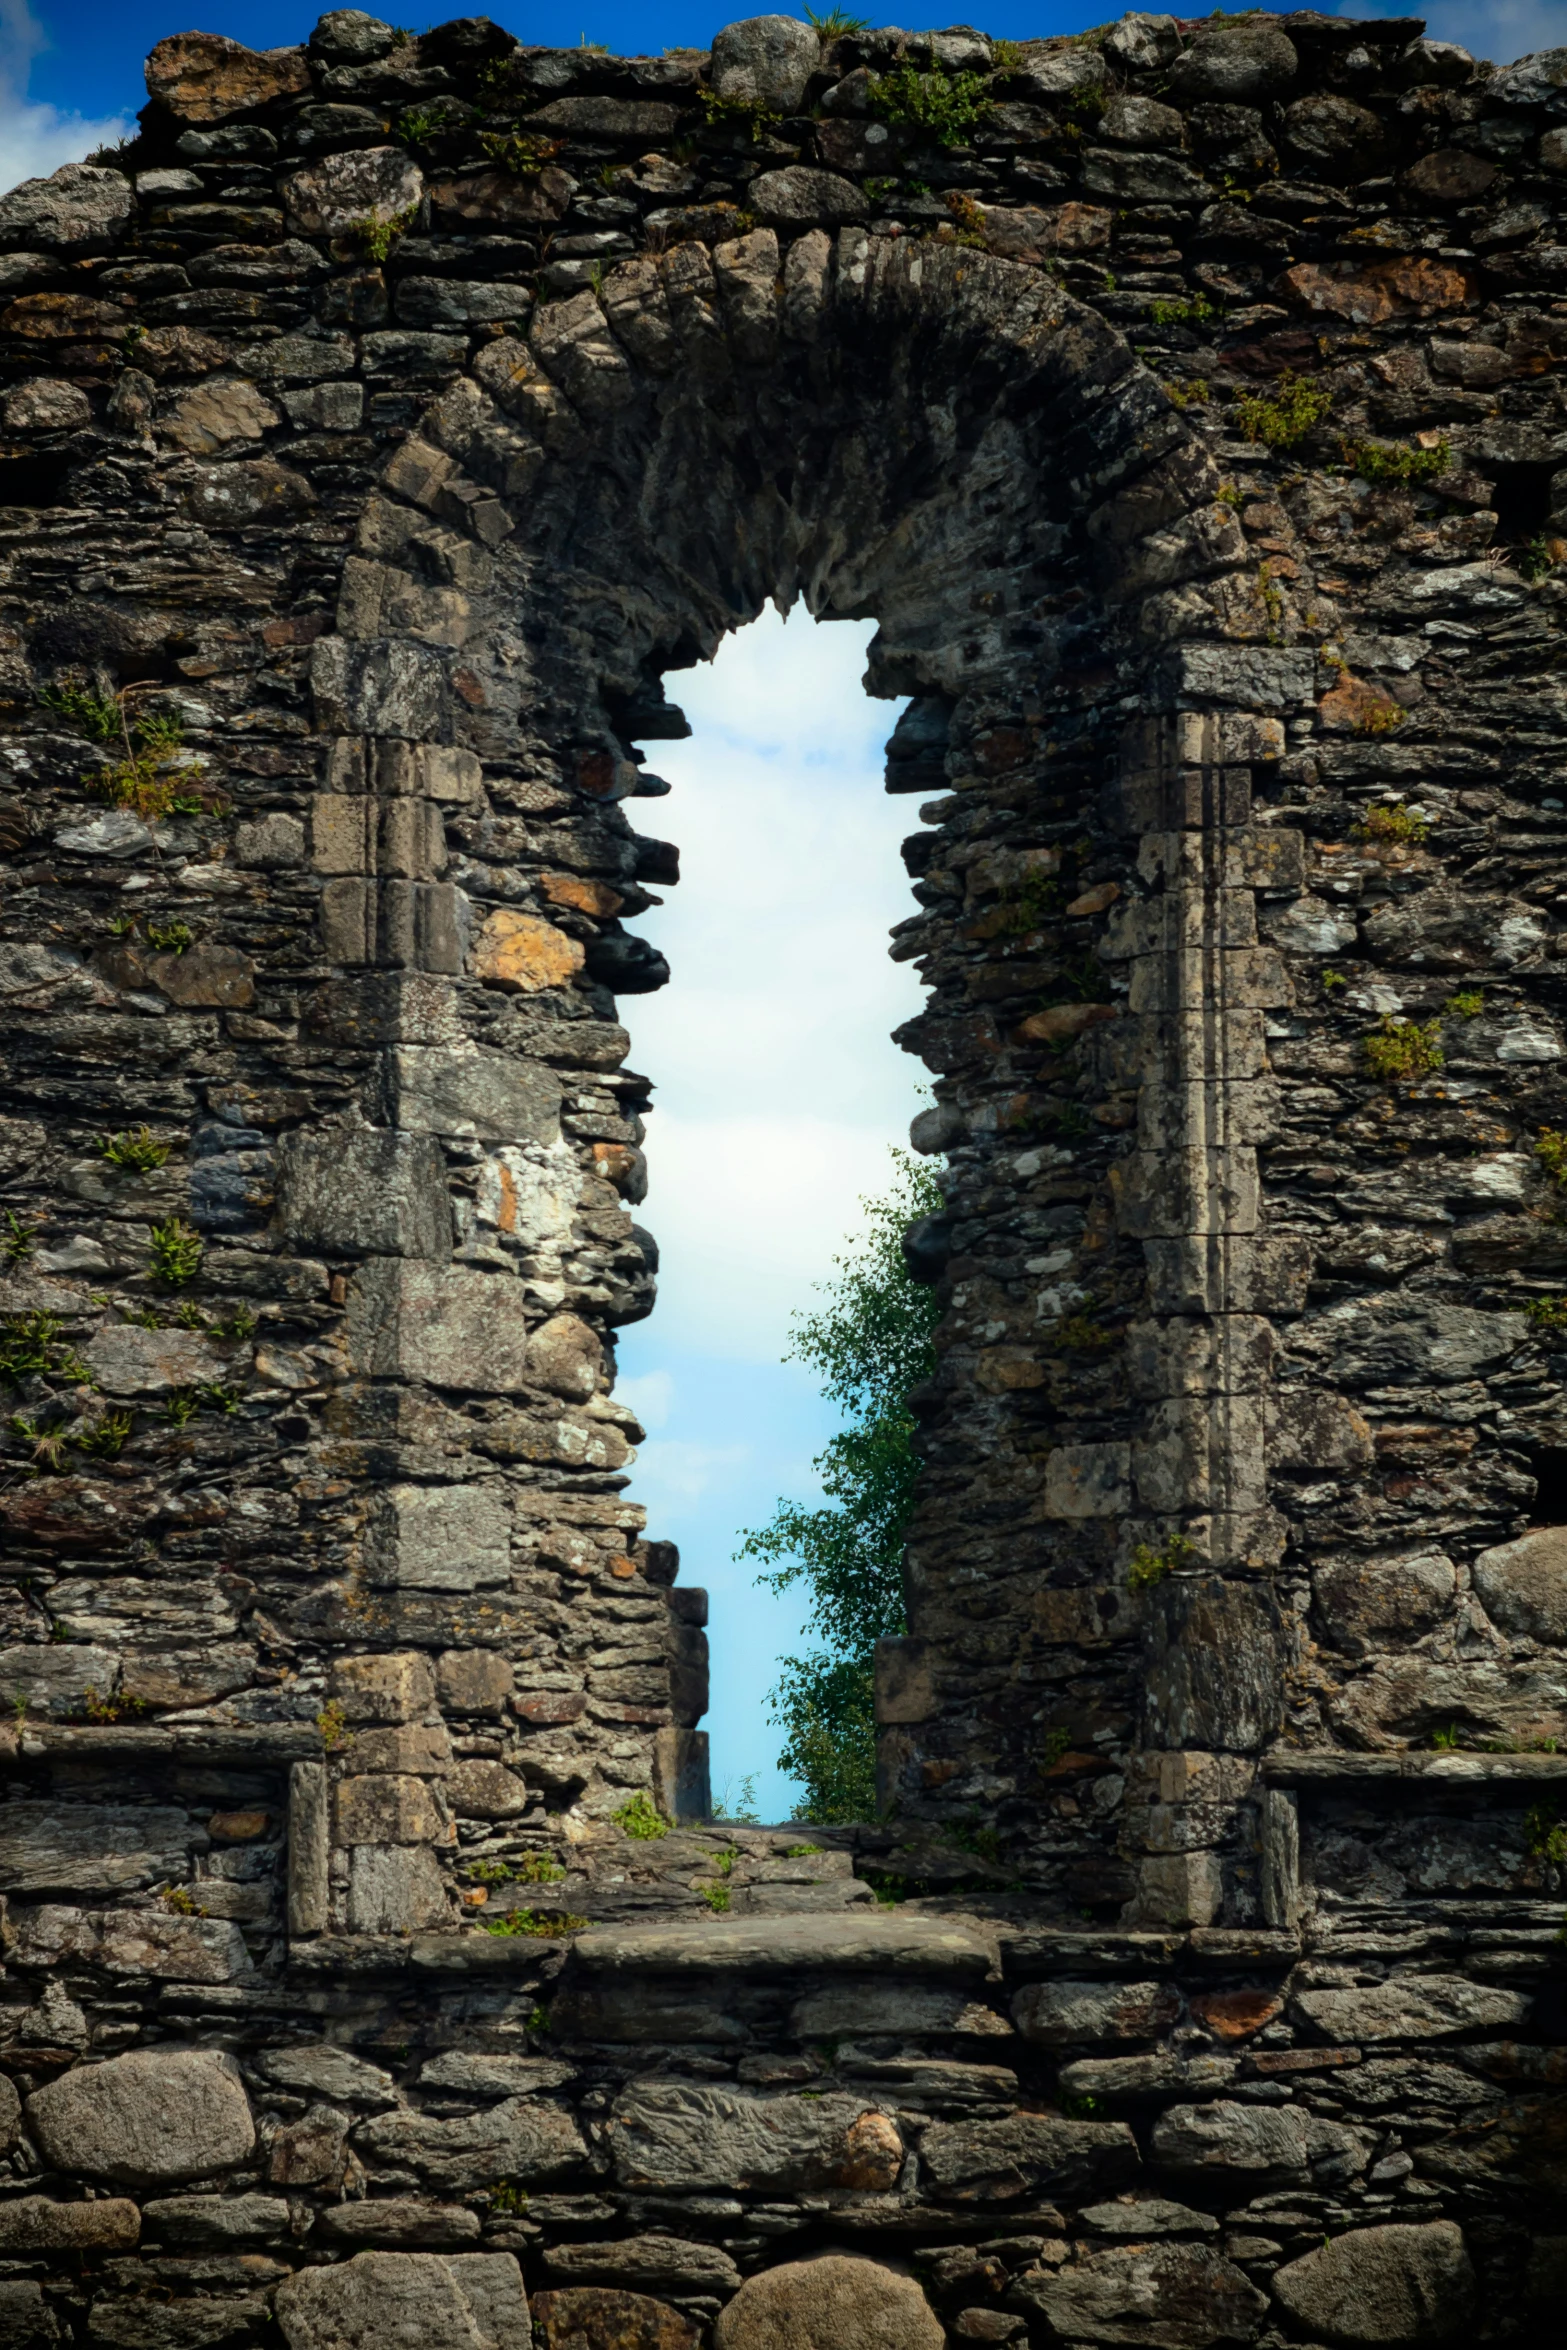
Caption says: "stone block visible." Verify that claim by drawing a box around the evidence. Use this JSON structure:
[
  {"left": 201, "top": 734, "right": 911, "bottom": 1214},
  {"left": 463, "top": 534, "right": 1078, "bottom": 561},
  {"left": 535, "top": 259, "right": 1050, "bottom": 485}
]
[
  {"left": 1472, "top": 1526, "right": 1567, "bottom": 1642},
  {"left": 358, "top": 2097, "right": 589, "bottom": 2192},
  {"left": 1144, "top": 1578, "right": 1283, "bottom": 1753},
  {"left": 652, "top": 1727, "right": 711, "bottom": 1824},
  {"left": 533, "top": 2289, "right": 697, "bottom": 2350},
  {"left": 446, "top": 1760, "right": 531, "bottom": 1818},
  {"left": 290, "top": 1759, "right": 330, "bottom": 1937},
  {"left": 1122, "top": 1852, "right": 1224, "bottom": 1929},
  {"left": 609, "top": 2084, "right": 901, "bottom": 2194},
  {"left": 713, "top": 2256, "right": 943, "bottom": 2350},
  {"left": 347, "top": 1258, "right": 536, "bottom": 1390},
  {"left": 472, "top": 908, "right": 585, "bottom": 992},
  {"left": 275, "top": 1128, "right": 452, "bottom": 1259},
  {"left": 347, "top": 1844, "right": 451, "bottom": 1933},
  {"left": 276, "top": 2251, "right": 529, "bottom": 2350},
  {"left": 0, "top": 1800, "right": 200, "bottom": 1895},
  {"left": 1012, "top": 1981, "right": 1182, "bottom": 2045},
  {"left": 335, "top": 1772, "right": 452, "bottom": 1846},
  {"left": 1271, "top": 2222, "right": 1474, "bottom": 2347},
  {"left": 282, "top": 146, "right": 423, "bottom": 237},
  {"left": 331, "top": 1650, "right": 437, "bottom": 1724},
  {"left": 1016, "top": 2243, "right": 1268, "bottom": 2349},
  {"left": 390, "top": 1044, "right": 562, "bottom": 1143},
  {"left": 0, "top": 2196, "right": 140, "bottom": 2252},
  {"left": 1315, "top": 1554, "right": 1457, "bottom": 1652},
  {"left": 1151, "top": 2100, "right": 1370, "bottom": 2187},
  {"left": 1110, "top": 1147, "right": 1260, "bottom": 1241},
  {"left": 542, "top": 2234, "right": 740, "bottom": 2296},
  {"left": 874, "top": 1634, "right": 935, "bottom": 1723},
  {"left": 1125, "top": 1316, "right": 1275, "bottom": 1399},
  {"left": 1292, "top": 1977, "right": 1532, "bottom": 2042},
  {"left": 12, "top": 1904, "right": 249, "bottom": 1983},
  {"left": 146, "top": 31, "right": 310, "bottom": 123},
  {"left": 141, "top": 2192, "right": 291, "bottom": 2244},
  {"left": 365, "top": 1481, "right": 512, "bottom": 1593},
  {"left": 318, "top": 2200, "right": 483, "bottom": 2247},
  {"left": 438, "top": 1648, "right": 514, "bottom": 1714},
  {"left": 82, "top": 1321, "right": 231, "bottom": 1397},
  {"left": 26, "top": 2050, "right": 255, "bottom": 2188},
  {"left": 709, "top": 14, "right": 820, "bottom": 111},
  {"left": 1134, "top": 1395, "right": 1266, "bottom": 1515},
  {"left": 0, "top": 1640, "right": 123, "bottom": 1717},
  {"left": 1044, "top": 1442, "right": 1131, "bottom": 1519},
  {"left": 257, "top": 2046, "right": 397, "bottom": 2104},
  {"left": 0, "top": 163, "right": 133, "bottom": 254},
  {"left": 349, "top": 1724, "right": 454, "bottom": 1774},
  {"left": 919, "top": 2113, "right": 1140, "bottom": 2201}
]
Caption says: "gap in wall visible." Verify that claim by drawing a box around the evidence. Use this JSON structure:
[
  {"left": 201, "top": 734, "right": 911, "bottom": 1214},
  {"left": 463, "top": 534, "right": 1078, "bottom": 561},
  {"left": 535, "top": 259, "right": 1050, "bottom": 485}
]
[{"left": 612, "top": 605, "right": 929, "bottom": 1823}]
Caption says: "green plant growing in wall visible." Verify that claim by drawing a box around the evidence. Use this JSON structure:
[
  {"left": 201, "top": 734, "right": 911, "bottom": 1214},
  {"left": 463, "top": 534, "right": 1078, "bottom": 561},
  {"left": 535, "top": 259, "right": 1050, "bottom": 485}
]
[
  {"left": 1525, "top": 1797, "right": 1567, "bottom": 1865},
  {"left": 869, "top": 60, "right": 992, "bottom": 145},
  {"left": 0, "top": 1314, "right": 91, "bottom": 1389},
  {"left": 1146, "top": 294, "right": 1217, "bottom": 328},
  {"left": 98, "top": 1126, "right": 170, "bottom": 1174},
  {"left": 0, "top": 1210, "right": 36, "bottom": 1269},
  {"left": 1127, "top": 1530, "right": 1195, "bottom": 1591},
  {"left": 1446, "top": 990, "right": 1484, "bottom": 1020},
  {"left": 1236, "top": 371, "right": 1333, "bottom": 450},
  {"left": 148, "top": 1218, "right": 203, "bottom": 1287},
  {"left": 38, "top": 680, "right": 120, "bottom": 740},
  {"left": 614, "top": 1791, "right": 669, "bottom": 1840},
  {"left": 479, "top": 129, "right": 564, "bottom": 175},
  {"left": 806, "top": 5, "right": 870, "bottom": 34},
  {"left": 1361, "top": 1018, "right": 1443, "bottom": 1083},
  {"left": 145, "top": 919, "right": 193, "bottom": 956},
  {"left": 482, "top": 1907, "right": 590, "bottom": 1937},
  {"left": 1342, "top": 435, "right": 1450, "bottom": 486},
  {"left": 350, "top": 203, "right": 418, "bottom": 263},
  {"left": 1351, "top": 801, "right": 1428, "bottom": 849}
]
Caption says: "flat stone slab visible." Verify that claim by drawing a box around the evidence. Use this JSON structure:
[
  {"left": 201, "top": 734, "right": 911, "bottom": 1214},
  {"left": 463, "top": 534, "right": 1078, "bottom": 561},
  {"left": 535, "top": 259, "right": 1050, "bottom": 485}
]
[{"left": 570, "top": 1912, "right": 996, "bottom": 1977}]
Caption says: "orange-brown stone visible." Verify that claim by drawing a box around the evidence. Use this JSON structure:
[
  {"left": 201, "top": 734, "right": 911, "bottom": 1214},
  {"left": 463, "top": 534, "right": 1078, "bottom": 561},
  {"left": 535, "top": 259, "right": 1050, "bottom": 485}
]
[
  {"left": 1191, "top": 1989, "right": 1285, "bottom": 2040},
  {"left": 541, "top": 873, "right": 623, "bottom": 917},
  {"left": 472, "top": 909, "right": 585, "bottom": 993},
  {"left": 1277, "top": 253, "right": 1477, "bottom": 324},
  {"left": 1015, "top": 1002, "right": 1118, "bottom": 1044},
  {"left": 145, "top": 33, "right": 311, "bottom": 125}
]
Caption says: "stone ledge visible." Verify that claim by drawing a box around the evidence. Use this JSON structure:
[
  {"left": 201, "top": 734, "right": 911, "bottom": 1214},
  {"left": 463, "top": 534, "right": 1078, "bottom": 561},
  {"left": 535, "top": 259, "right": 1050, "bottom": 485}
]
[
  {"left": 1263, "top": 1748, "right": 1567, "bottom": 1787},
  {"left": 568, "top": 1912, "right": 998, "bottom": 1976},
  {"left": 11, "top": 1724, "right": 324, "bottom": 1764}
]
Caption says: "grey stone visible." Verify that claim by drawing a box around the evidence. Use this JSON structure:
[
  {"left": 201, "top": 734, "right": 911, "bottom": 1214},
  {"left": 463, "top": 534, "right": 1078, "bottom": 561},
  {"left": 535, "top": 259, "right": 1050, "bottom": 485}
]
[
  {"left": 710, "top": 15, "right": 821, "bottom": 112},
  {"left": 546, "top": 2234, "right": 740, "bottom": 2293},
  {"left": 0, "top": 1641, "right": 125, "bottom": 1717},
  {"left": 0, "top": 2196, "right": 140, "bottom": 2251},
  {"left": 419, "top": 2053, "right": 574, "bottom": 2096},
  {"left": 4, "top": 377, "right": 91, "bottom": 430},
  {"left": 1150, "top": 2101, "right": 1371, "bottom": 2187},
  {"left": 256, "top": 2046, "right": 397, "bottom": 2104},
  {"left": 919, "top": 2114, "right": 1140, "bottom": 2201},
  {"left": 1019, "top": 46, "right": 1108, "bottom": 98},
  {"left": 0, "top": 2072, "right": 18, "bottom": 2151},
  {"left": 83, "top": 1321, "right": 231, "bottom": 1397},
  {"left": 1016, "top": 2243, "right": 1268, "bottom": 2349},
  {"left": 1167, "top": 27, "right": 1298, "bottom": 102},
  {"left": 713, "top": 2256, "right": 943, "bottom": 2350},
  {"left": 445, "top": 1759, "right": 532, "bottom": 1817},
  {"left": 1490, "top": 46, "right": 1567, "bottom": 106},
  {"left": 348, "top": 1843, "right": 451, "bottom": 1933},
  {"left": 1145, "top": 1578, "right": 1283, "bottom": 1754},
  {"left": 1472, "top": 1527, "right": 1567, "bottom": 1642},
  {"left": 276, "top": 2251, "right": 529, "bottom": 2350},
  {"left": 365, "top": 1479, "right": 512, "bottom": 1592},
  {"left": 12, "top": 1905, "right": 250, "bottom": 1984},
  {"left": 358, "top": 2096, "right": 589, "bottom": 2192},
  {"left": 281, "top": 147, "right": 423, "bottom": 238},
  {"left": 311, "top": 11, "right": 399, "bottom": 64},
  {"left": 26, "top": 2050, "right": 255, "bottom": 2188},
  {"left": 390, "top": 1045, "right": 562, "bottom": 1142},
  {"left": 437, "top": 1648, "right": 514, "bottom": 1714},
  {"left": 1271, "top": 2222, "right": 1475, "bottom": 2347},
  {"left": 1282, "top": 94, "right": 1388, "bottom": 179},
  {"left": 396, "top": 278, "right": 533, "bottom": 328},
  {"left": 748, "top": 168, "right": 868, "bottom": 226},
  {"left": 575, "top": 1913, "right": 993, "bottom": 1976},
  {"left": 275, "top": 1128, "right": 452, "bottom": 1258},
  {"left": 347, "top": 1259, "right": 536, "bottom": 1390},
  {"left": 1013, "top": 1981, "right": 1181, "bottom": 2045},
  {"left": 1315, "top": 1553, "right": 1457, "bottom": 1653},
  {"left": 791, "top": 1983, "right": 1008, "bottom": 2039},
  {"left": 283, "top": 380, "right": 365, "bottom": 429},
  {"left": 609, "top": 2084, "right": 902, "bottom": 2194},
  {"left": 141, "top": 2193, "right": 291, "bottom": 2245},
  {"left": 1292, "top": 1977, "right": 1532, "bottom": 2042},
  {"left": 0, "top": 163, "right": 131, "bottom": 253},
  {"left": 318, "top": 2200, "right": 484, "bottom": 2247},
  {"left": 1104, "top": 16, "right": 1182, "bottom": 73},
  {"left": 234, "top": 812, "right": 306, "bottom": 866},
  {"left": 1294, "top": 1299, "right": 1521, "bottom": 1390},
  {"left": 331, "top": 1649, "right": 437, "bottom": 1723},
  {"left": 0, "top": 2280, "right": 55, "bottom": 2347},
  {"left": 0, "top": 1801, "right": 200, "bottom": 1895},
  {"left": 1081, "top": 2199, "right": 1220, "bottom": 2237}
]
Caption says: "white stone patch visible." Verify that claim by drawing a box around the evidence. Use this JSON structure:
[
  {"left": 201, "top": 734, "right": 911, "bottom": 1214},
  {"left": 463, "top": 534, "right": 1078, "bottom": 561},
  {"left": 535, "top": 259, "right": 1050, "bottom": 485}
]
[{"left": 476, "top": 1140, "right": 577, "bottom": 1249}]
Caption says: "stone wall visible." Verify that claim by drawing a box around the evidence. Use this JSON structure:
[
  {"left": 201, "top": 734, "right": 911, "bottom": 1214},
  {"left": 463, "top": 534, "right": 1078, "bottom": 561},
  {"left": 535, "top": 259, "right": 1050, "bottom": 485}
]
[{"left": 0, "top": 5, "right": 1561, "bottom": 2344}]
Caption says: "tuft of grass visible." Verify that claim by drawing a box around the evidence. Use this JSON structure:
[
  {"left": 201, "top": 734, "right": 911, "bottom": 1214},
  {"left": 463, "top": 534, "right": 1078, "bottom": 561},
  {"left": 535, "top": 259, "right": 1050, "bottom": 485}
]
[
  {"left": 349, "top": 202, "right": 418, "bottom": 263},
  {"left": 701, "top": 1881, "right": 732, "bottom": 1912},
  {"left": 1060, "top": 2092, "right": 1102, "bottom": 2118},
  {"left": 1164, "top": 376, "right": 1210, "bottom": 409},
  {"left": 145, "top": 920, "right": 193, "bottom": 956},
  {"left": 482, "top": 1907, "right": 590, "bottom": 1937},
  {"left": 1322, "top": 968, "right": 1348, "bottom": 992},
  {"left": 1040, "top": 1725, "right": 1073, "bottom": 1770},
  {"left": 148, "top": 1218, "right": 203, "bottom": 1288},
  {"left": 1362, "top": 1017, "right": 1443, "bottom": 1083},
  {"left": 1237, "top": 370, "right": 1333, "bottom": 450},
  {"left": 488, "top": 2182, "right": 529, "bottom": 2214},
  {"left": 1147, "top": 295, "right": 1218, "bottom": 328},
  {"left": 478, "top": 129, "right": 564, "bottom": 175},
  {"left": 0, "top": 1210, "right": 36, "bottom": 1269},
  {"left": 614, "top": 1790, "right": 669, "bottom": 1840},
  {"left": 1526, "top": 1297, "right": 1567, "bottom": 1334},
  {"left": 1430, "top": 1723, "right": 1462, "bottom": 1750},
  {"left": 1537, "top": 1128, "right": 1567, "bottom": 1188},
  {"left": 98, "top": 1126, "right": 170, "bottom": 1175},
  {"left": 869, "top": 59, "right": 992, "bottom": 146},
  {"left": 1520, "top": 533, "right": 1566, "bottom": 585},
  {"left": 1351, "top": 801, "right": 1428, "bottom": 848},
  {"left": 806, "top": 4, "right": 870, "bottom": 33},
  {"left": 0, "top": 1314, "right": 91, "bottom": 1389},
  {"left": 1525, "top": 1797, "right": 1567, "bottom": 1866},
  {"left": 38, "top": 680, "right": 120, "bottom": 740},
  {"left": 1342, "top": 435, "right": 1450, "bottom": 486},
  {"left": 75, "top": 1412, "right": 131, "bottom": 1460},
  {"left": 1355, "top": 699, "right": 1407, "bottom": 738},
  {"left": 1446, "top": 989, "right": 1484, "bottom": 1020},
  {"left": 1128, "top": 1531, "right": 1195, "bottom": 1592}
]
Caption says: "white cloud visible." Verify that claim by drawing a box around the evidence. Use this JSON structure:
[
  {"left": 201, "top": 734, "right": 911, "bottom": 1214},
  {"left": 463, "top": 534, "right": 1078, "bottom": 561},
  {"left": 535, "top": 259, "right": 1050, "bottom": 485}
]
[
  {"left": 614, "top": 1367, "right": 674, "bottom": 1433},
  {"left": 627, "top": 605, "right": 929, "bottom": 1365},
  {"left": 0, "top": 0, "right": 133, "bottom": 199},
  {"left": 628, "top": 1437, "right": 753, "bottom": 1508},
  {"left": 1329, "top": 0, "right": 1567, "bottom": 60}
]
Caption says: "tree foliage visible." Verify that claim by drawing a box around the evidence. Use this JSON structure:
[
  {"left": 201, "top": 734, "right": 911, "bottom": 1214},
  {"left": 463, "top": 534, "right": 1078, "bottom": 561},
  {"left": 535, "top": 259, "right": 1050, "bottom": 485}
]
[{"left": 738, "top": 1151, "right": 944, "bottom": 1821}]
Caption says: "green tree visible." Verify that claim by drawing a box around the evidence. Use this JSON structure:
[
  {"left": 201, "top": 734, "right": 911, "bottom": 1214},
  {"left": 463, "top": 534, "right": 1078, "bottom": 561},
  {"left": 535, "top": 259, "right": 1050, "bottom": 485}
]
[{"left": 737, "top": 1151, "right": 945, "bottom": 1821}]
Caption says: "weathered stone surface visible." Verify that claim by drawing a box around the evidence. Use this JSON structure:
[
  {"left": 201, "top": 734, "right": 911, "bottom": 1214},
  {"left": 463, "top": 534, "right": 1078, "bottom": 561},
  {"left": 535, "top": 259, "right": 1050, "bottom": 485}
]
[
  {"left": 164, "top": 375, "right": 282, "bottom": 454},
  {"left": 1013, "top": 1981, "right": 1181, "bottom": 2045},
  {"left": 709, "top": 15, "right": 821, "bottom": 111},
  {"left": 281, "top": 147, "right": 422, "bottom": 236},
  {"left": 1017, "top": 2243, "right": 1269, "bottom": 2348},
  {"left": 0, "top": 164, "right": 132, "bottom": 253},
  {"left": 146, "top": 32, "right": 311, "bottom": 122},
  {"left": 83, "top": 1322, "right": 232, "bottom": 1397},
  {"left": 919, "top": 2115, "right": 1139, "bottom": 2201},
  {"left": 390, "top": 1044, "right": 562, "bottom": 1142},
  {"left": 347, "top": 1258, "right": 536, "bottom": 1389},
  {"left": 1315, "top": 1553, "right": 1457, "bottom": 1653},
  {"left": 275, "top": 1128, "right": 452, "bottom": 1258},
  {"left": 358, "top": 2097, "right": 589, "bottom": 2191},
  {"left": 545, "top": 2236, "right": 741, "bottom": 2294},
  {"left": 0, "top": 1801, "right": 199, "bottom": 1894},
  {"left": 12, "top": 1905, "right": 250, "bottom": 1984},
  {"left": 712, "top": 2256, "right": 944, "bottom": 2350},
  {"left": 331, "top": 1649, "right": 437, "bottom": 1723},
  {"left": 1472, "top": 1527, "right": 1567, "bottom": 1642},
  {"left": 347, "top": 1844, "right": 450, "bottom": 1932},
  {"left": 0, "top": 2279, "right": 54, "bottom": 2345},
  {"left": 141, "top": 2193, "right": 291, "bottom": 2245},
  {"left": 437, "top": 1647, "right": 514, "bottom": 1713},
  {"left": 609, "top": 2085, "right": 901, "bottom": 2193},
  {"left": 532, "top": 2289, "right": 696, "bottom": 2350},
  {"left": 1293, "top": 1978, "right": 1532, "bottom": 2041},
  {"left": 318, "top": 2199, "right": 483, "bottom": 2247},
  {"left": 1150, "top": 2101, "right": 1371, "bottom": 2187},
  {"left": 1167, "top": 27, "right": 1297, "bottom": 100},
  {"left": 446, "top": 1759, "right": 531, "bottom": 1817},
  {"left": 1271, "top": 2223, "right": 1475, "bottom": 2346},
  {"left": 365, "top": 1480, "right": 512, "bottom": 1592},
  {"left": 472, "top": 909, "right": 585, "bottom": 992},
  {"left": 277, "top": 2251, "right": 528, "bottom": 2350},
  {"left": 4, "top": 376, "right": 91, "bottom": 429},
  {"left": 256, "top": 2047, "right": 396, "bottom": 2105},
  {"left": 0, "top": 2196, "right": 140, "bottom": 2252},
  {"left": 748, "top": 168, "right": 869, "bottom": 226},
  {"left": 574, "top": 1915, "right": 993, "bottom": 1975},
  {"left": 27, "top": 2051, "right": 255, "bottom": 2188}
]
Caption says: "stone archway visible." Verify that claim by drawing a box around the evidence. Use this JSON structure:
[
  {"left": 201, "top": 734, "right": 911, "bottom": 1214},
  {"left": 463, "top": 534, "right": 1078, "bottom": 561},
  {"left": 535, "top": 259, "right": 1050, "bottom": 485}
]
[{"left": 1, "top": 9, "right": 1566, "bottom": 2338}]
